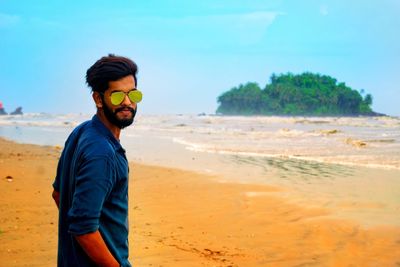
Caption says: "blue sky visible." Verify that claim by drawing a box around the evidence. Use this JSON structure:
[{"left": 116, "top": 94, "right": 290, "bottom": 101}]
[{"left": 1, "top": 0, "right": 399, "bottom": 115}]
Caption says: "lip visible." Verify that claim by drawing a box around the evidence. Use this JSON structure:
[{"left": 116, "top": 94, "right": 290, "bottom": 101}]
[{"left": 118, "top": 109, "right": 133, "bottom": 116}]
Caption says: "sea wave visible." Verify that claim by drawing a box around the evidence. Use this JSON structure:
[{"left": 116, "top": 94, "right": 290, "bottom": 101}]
[
  {"left": 1, "top": 113, "right": 399, "bottom": 170},
  {"left": 172, "top": 137, "right": 400, "bottom": 170},
  {"left": 0, "top": 113, "right": 90, "bottom": 127}
]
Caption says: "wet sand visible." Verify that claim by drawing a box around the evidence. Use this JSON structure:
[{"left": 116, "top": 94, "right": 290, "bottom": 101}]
[{"left": 0, "top": 138, "right": 399, "bottom": 266}]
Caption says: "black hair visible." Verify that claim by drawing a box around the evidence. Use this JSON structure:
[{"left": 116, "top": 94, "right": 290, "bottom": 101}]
[{"left": 86, "top": 54, "right": 138, "bottom": 93}]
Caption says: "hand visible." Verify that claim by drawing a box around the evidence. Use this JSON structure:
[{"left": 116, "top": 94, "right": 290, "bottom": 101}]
[
  {"left": 52, "top": 190, "right": 60, "bottom": 209},
  {"left": 75, "top": 230, "right": 120, "bottom": 267}
]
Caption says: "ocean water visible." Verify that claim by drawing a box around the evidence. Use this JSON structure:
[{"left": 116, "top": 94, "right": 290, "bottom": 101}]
[
  {"left": 0, "top": 113, "right": 399, "bottom": 172},
  {"left": 1, "top": 113, "right": 399, "bottom": 225}
]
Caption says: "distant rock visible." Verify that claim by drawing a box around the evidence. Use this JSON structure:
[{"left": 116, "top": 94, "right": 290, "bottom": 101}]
[
  {"left": 10, "top": 107, "right": 23, "bottom": 115},
  {"left": 0, "top": 101, "right": 7, "bottom": 115}
]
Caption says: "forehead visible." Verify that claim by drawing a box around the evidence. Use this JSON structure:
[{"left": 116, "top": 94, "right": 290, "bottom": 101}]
[{"left": 107, "top": 75, "right": 135, "bottom": 92}]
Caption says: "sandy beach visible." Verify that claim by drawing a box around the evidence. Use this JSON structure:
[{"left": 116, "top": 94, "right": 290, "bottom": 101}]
[{"left": 0, "top": 137, "right": 399, "bottom": 266}]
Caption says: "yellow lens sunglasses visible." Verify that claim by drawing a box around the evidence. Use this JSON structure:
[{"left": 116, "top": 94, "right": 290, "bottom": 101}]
[{"left": 109, "top": 90, "right": 143, "bottom": 106}]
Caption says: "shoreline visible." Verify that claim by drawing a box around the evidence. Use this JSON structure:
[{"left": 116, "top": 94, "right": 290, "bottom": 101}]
[
  {"left": 1, "top": 113, "right": 400, "bottom": 172},
  {"left": 0, "top": 138, "right": 399, "bottom": 266},
  {"left": 1, "top": 134, "right": 399, "bottom": 228}
]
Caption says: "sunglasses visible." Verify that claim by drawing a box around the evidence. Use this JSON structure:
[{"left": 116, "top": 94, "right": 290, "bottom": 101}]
[{"left": 107, "top": 90, "right": 143, "bottom": 106}]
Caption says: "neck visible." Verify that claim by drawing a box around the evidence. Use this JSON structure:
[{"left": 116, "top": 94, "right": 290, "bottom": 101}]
[{"left": 96, "top": 110, "right": 121, "bottom": 140}]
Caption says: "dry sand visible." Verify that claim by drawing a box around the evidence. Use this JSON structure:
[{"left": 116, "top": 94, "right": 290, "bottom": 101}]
[{"left": 0, "top": 138, "right": 399, "bottom": 266}]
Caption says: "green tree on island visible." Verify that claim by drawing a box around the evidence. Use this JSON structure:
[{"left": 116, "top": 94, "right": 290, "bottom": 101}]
[{"left": 216, "top": 72, "right": 376, "bottom": 116}]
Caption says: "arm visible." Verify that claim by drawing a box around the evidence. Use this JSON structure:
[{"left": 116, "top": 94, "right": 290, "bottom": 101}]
[
  {"left": 68, "top": 157, "right": 120, "bottom": 266},
  {"left": 75, "top": 230, "right": 120, "bottom": 267},
  {"left": 52, "top": 189, "right": 60, "bottom": 209}
]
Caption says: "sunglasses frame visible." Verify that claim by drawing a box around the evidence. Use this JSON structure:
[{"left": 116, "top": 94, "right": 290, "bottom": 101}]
[{"left": 101, "top": 89, "right": 143, "bottom": 106}]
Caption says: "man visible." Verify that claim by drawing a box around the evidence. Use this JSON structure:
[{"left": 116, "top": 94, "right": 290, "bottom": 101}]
[{"left": 52, "top": 54, "right": 142, "bottom": 267}]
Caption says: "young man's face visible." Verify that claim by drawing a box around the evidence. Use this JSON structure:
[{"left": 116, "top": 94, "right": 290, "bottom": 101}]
[{"left": 102, "top": 75, "right": 137, "bottom": 129}]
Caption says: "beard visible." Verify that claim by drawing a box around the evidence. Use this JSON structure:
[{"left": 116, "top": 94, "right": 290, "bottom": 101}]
[{"left": 102, "top": 101, "right": 137, "bottom": 129}]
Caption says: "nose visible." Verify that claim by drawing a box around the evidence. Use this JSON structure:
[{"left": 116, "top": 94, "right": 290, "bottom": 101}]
[{"left": 121, "top": 94, "right": 136, "bottom": 108}]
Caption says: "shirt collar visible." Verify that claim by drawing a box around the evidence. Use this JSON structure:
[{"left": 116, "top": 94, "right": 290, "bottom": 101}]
[{"left": 91, "top": 115, "right": 125, "bottom": 153}]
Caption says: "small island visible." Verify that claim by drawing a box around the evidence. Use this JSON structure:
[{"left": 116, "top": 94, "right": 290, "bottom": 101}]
[{"left": 216, "top": 72, "right": 379, "bottom": 116}]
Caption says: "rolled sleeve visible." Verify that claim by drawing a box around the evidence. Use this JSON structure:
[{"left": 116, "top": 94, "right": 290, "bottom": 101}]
[{"left": 67, "top": 156, "right": 115, "bottom": 235}]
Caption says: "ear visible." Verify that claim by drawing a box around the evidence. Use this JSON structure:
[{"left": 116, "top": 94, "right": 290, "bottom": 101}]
[{"left": 92, "top": 92, "right": 103, "bottom": 108}]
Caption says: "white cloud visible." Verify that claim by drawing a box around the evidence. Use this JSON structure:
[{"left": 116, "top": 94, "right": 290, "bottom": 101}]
[
  {"left": 161, "top": 11, "right": 282, "bottom": 44},
  {"left": 206, "top": 11, "right": 281, "bottom": 43},
  {"left": 28, "top": 17, "right": 67, "bottom": 30},
  {"left": 320, "top": 5, "right": 329, "bottom": 16},
  {"left": 0, "top": 13, "right": 20, "bottom": 27},
  {"left": 103, "top": 11, "right": 282, "bottom": 46},
  {"left": 208, "top": 11, "right": 280, "bottom": 24},
  {"left": 185, "top": 11, "right": 280, "bottom": 29}
]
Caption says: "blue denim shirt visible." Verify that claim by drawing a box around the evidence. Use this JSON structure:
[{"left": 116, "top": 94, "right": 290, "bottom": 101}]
[{"left": 53, "top": 115, "right": 131, "bottom": 267}]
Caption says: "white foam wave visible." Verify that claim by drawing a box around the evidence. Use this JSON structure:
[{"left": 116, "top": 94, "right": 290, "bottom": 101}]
[
  {"left": 0, "top": 120, "right": 78, "bottom": 127},
  {"left": 0, "top": 113, "right": 89, "bottom": 127},
  {"left": 172, "top": 137, "right": 400, "bottom": 170}
]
